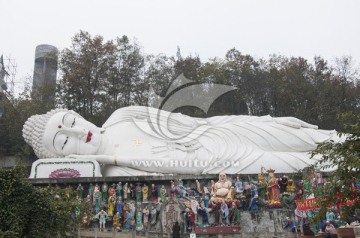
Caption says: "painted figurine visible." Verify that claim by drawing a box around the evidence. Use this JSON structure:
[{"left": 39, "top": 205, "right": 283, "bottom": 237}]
[
  {"left": 136, "top": 183, "right": 142, "bottom": 203},
  {"left": 95, "top": 210, "right": 108, "bottom": 231},
  {"left": 211, "top": 173, "right": 234, "bottom": 202},
  {"left": 113, "top": 212, "right": 121, "bottom": 231},
  {"left": 88, "top": 183, "right": 94, "bottom": 203},
  {"left": 150, "top": 205, "right": 157, "bottom": 225},
  {"left": 151, "top": 184, "right": 158, "bottom": 203},
  {"left": 142, "top": 184, "right": 149, "bottom": 202},
  {"left": 108, "top": 194, "right": 116, "bottom": 216},
  {"left": 230, "top": 202, "right": 241, "bottom": 225},
  {"left": 220, "top": 199, "right": 230, "bottom": 224},
  {"left": 196, "top": 180, "right": 201, "bottom": 194},
  {"left": 160, "top": 185, "right": 167, "bottom": 203},
  {"left": 235, "top": 175, "right": 244, "bottom": 195},
  {"left": 116, "top": 182, "right": 122, "bottom": 198},
  {"left": 108, "top": 184, "right": 116, "bottom": 198},
  {"left": 135, "top": 209, "right": 144, "bottom": 231},
  {"left": 197, "top": 204, "right": 209, "bottom": 226},
  {"left": 93, "top": 183, "right": 100, "bottom": 203},
  {"left": 248, "top": 182, "right": 258, "bottom": 211},
  {"left": 94, "top": 190, "right": 102, "bottom": 213},
  {"left": 102, "top": 182, "right": 108, "bottom": 201},
  {"left": 115, "top": 197, "right": 123, "bottom": 216},
  {"left": 267, "top": 169, "right": 282, "bottom": 208},
  {"left": 123, "top": 183, "right": 129, "bottom": 200},
  {"left": 76, "top": 183, "right": 84, "bottom": 198},
  {"left": 143, "top": 206, "right": 150, "bottom": 229}
]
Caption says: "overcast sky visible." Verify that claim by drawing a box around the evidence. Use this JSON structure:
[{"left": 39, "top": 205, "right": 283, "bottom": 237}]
[{"left": 1, "top": 0, "right": 359, "bottom": 94}]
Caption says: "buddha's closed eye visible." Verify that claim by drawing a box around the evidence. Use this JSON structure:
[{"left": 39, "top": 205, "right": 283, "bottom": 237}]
[{"left": 62, "top": 136, "right": 69, "bottom": 150}]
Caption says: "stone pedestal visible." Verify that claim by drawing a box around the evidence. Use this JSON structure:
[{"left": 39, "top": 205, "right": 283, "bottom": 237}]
[
  {"left": 29, "top": 158, "right": 102, "bottom": 178},
  {"left": 337, "top": 227, "right": 355, "bottom": 238}
]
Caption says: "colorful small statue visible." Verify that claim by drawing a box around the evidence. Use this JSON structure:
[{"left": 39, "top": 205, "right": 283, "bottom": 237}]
[
  {"left": 150, "top": 205, "right": 157, "bottom": 225},
  {"left": 143, "top": 206, "right": 150, "bottom": 229},
  {"left": 248, "top": 182, "right": 258, "bottom": 211},
  {"left": 204, "top": 193, "right": 210, "bottom": 208},
  {"left": 135, "top": 209, "right": 144, "bottom": 231},
  {"left": 235, "top": 175, "right": 244, "bottom": 195},
  {"left": 76, "top": 183, "right": 84, "bottom": 198},
  {"left": 130, "top": 183, "right": 136, "bottom": 199},
  {"left": 93, "top": 183, "right": 100, "bottom": 203},
  {"left": 151, "top": 184, "right": 158, "bottom": 203},
  {"left": 196, "top": 180, "right": 201, "bottom": 193},
  {"left": 65, "top": 184, "right": 72, "bottom": 199},
  {"left": 211, "top": 173, "right": 234, "bottom": 202},
  {"left": 123, "top": 183, "right": 129, "bottom": 200},
  {"left": 108, "top": 194, "right": 116, "bottom": 216},
  {"left": 267, "top": 169, "right": 282, "bottom": 208},
  {"left": 160, "top": 185, "right": 167, "bottom": 203},
  {"left": 197, "top": 204, "right": 209, "bottom": 226},
  {"left": 108, "top": 184, "right": 116, "bottom": 198},
  {"left": 279, "top": 175, "right": 288, "bottom": 193},
  {"left": 314, "top": 170, "right": 325, "bottom": 188},
  {"left": 136, "top": 183, "right": 142, "bottom": 202},
  {"left": 125, "top": 211, "right": 130, "bottom": 229},
  {"left": 102, "top": 182, "right": 108, "bottom": 201},
  {"left": 115, "top": 197, "right": 123, "bottom": 215},
  {"left": 95, "top": 209, "right": 108, "bottom": 231},
  {"left": 116, "top": 182, "right": 122, "bottom": 197},
  {"left": 113, "top": 212, "right": 121, "bottom": 231},
  {"left": 220, "top": 199, "right": 230, "bottom": 224},
  {"left": 229, "top": 202, "right": 240, "bottom": 225},
  {"left": 142, "top": 184, "right": 149, "bottom": 202},
  {"left": 287, "top": 179, "right": 296, "bottom": 192},
  {"left": 88, "top": 183, "right": 94, "bottom": 203},
  {"left": 94, "top": 190, "right": 102, "bottom": 213}
]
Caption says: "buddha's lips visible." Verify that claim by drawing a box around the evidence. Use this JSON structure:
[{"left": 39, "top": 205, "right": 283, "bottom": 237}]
[{"left": 86, "top": 131, "right": 92, "bottom": 143}]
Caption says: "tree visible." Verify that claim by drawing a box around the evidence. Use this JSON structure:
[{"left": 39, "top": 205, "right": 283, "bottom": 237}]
[
  {"left": 224, "top": 48, "right": 267, "bottom": 115},
  {"left": 0, "top": 77, "right": 56, "bottom": 157},
  {"left": 311, "top": 112, "right": 360, "bottom": 222},
  {"left": 146, "top": 54, "right": 176, "bottom": 98},
  {"left": 113, "top": 36, "right": 148, "bottom": 107},
  {"left": 58, "top": 30, "right": 117, "bottom": 125},
  {"left": 0, "top": 166, "right": 91, "bottom": 238}
]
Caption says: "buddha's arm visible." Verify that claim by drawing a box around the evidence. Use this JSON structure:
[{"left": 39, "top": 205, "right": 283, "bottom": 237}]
[
  {"left": 68, "top": 154, "right": 204, "bottom": 174},
  {"left": 68, "top": 154, "right": 113, "bottom": 161}
]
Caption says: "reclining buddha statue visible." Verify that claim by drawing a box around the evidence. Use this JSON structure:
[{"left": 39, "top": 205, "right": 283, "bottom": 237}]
[{"left": 23, "top": 106, "right": 341, "bottom": 177}]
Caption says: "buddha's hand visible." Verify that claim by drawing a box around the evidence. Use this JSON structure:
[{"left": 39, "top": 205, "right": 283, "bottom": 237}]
[
  {"left": 273, "top": 117, "right": 318, "bottom": 129},
  {"left": 67, "top": 154, "right": 102, "bottom": 160}
]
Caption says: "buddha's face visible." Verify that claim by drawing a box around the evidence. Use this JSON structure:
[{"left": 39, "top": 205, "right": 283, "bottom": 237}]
[
  {"left": 43, "top": 112, "right": 102, "bottom": 156},
  {"left": 219, "top": 173, "right": 227, "bottom": 182}
]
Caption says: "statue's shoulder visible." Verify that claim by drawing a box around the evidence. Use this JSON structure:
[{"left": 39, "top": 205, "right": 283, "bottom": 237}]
[{"left": 103, "top": 106, "right": 151, "bottom": 127}]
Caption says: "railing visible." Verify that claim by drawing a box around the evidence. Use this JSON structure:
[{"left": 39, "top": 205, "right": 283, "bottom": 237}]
[{"left": 66, "top": 228, "right": 302, "bottom": 238}]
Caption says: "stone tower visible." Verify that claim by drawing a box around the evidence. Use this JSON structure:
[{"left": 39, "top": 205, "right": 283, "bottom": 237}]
[{"left": 32, "top": 44, "right": 58, "bottom": 99}]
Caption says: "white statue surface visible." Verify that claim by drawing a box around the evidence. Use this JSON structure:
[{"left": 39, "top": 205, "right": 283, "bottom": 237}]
[{"left": 23, "top": 106, "right": 341, "bottom": 177}]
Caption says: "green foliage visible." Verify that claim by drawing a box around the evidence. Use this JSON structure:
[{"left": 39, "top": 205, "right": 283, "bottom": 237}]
[
  {"left": 0, "top": 167, "right": 91, "bottom": 238},
  {"left": 0, "top": 78, "right": 56, "bottom": 157},
  {"left": 311, "top": 112, "right": 360, "bottom": 221}
]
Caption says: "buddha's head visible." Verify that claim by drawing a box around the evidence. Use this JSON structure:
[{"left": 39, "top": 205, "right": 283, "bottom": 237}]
[
  {"left": 23, "top": 109, "right": 102, "bottom": 158},
  {"left": 219, "top": 173, "right": 227, "bottom": 182}
]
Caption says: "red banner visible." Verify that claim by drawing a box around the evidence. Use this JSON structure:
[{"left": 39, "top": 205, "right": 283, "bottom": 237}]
[
  {"left": 296, "top": 198, "right": 320, "bottom": 211},
  {"left": 296, "top": 198, "right": 356, "bottom": 211}
]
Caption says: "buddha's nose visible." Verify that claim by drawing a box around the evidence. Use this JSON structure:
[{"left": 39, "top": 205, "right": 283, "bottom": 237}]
[{"left": 63, "top": 127, "right": 87, "bottom": 137}]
